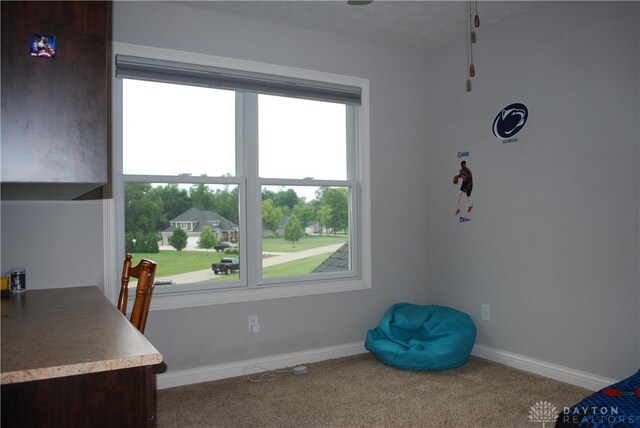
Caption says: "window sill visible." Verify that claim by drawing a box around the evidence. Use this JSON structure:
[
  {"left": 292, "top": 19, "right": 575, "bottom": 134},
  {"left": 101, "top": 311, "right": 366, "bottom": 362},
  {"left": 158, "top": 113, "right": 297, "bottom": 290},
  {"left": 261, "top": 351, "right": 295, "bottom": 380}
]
[{"left": 148, "top": 277, "right": 371, "bottom": 310}]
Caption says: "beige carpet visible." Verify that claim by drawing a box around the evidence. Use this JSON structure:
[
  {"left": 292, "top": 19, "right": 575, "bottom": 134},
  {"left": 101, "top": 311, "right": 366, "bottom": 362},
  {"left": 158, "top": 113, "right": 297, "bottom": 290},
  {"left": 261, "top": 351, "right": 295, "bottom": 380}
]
[{"left": 158, "top": 353, "right": 591, "bottom": 427}]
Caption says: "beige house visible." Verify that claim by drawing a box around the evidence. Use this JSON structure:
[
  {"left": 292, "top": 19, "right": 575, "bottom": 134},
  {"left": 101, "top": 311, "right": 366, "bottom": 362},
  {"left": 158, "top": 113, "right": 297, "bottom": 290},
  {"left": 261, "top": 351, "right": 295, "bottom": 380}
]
[{"left": 161, "top": 208, "right": 238, "bottom": 248}]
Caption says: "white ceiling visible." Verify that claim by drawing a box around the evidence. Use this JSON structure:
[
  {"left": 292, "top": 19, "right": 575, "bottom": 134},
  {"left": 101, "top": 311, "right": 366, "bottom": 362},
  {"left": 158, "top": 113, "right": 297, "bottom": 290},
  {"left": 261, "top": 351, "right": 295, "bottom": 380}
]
[{"left": 176, "top": 1, "right": 546, "bottom": 52}]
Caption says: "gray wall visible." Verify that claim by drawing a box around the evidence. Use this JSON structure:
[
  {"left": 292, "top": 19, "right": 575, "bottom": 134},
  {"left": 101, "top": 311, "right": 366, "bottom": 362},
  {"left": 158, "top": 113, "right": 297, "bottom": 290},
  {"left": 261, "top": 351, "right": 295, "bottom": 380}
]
[
  {"left": 113, "top": 1, "right": 430, "bottom": 372},
  {"left": 423, "top": 2, "right": 639, "bottom": 380},
  {"left": 1, "top": 201, "right": 105, "bottom": 290}
]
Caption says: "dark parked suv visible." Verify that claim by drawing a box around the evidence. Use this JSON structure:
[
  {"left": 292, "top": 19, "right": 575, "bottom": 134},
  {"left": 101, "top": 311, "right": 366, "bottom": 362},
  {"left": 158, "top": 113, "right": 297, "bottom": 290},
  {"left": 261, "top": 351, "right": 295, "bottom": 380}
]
[
  {"left": 212, "top": 258, "right": 240, "bottom": 275},
  {"left": 214, "top": 242, "right": 236, "bottom": 252}
]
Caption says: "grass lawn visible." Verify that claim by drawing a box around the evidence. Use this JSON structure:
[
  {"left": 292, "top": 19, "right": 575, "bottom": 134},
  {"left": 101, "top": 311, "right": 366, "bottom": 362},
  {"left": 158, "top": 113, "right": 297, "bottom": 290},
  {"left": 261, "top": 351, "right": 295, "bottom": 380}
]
[
  {"left": 132, "top": 235, "right": 346, "bottom": 277},
  {"left": 262, "top": 253, "right": 329, "bottom": 277},
  {"left": 262, "top": 235, "right": 347, "bottom": 253},
  {"left": 131, "top": 251, "right": 222, "bottom": 277}
]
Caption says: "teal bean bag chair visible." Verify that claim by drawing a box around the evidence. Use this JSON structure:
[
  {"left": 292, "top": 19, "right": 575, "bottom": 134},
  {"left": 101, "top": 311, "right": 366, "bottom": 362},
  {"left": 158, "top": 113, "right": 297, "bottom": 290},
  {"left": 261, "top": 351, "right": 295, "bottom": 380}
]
[{"left": 365, "top": 303, "right": 476, "bottom": 370}]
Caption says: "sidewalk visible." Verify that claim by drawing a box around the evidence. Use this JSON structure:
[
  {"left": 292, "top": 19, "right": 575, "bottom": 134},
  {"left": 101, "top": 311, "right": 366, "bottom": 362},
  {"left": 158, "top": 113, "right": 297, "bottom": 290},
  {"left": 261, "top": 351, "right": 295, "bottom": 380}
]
[{"left": 160, "top": 243, "right": 345, "bottom": 284}]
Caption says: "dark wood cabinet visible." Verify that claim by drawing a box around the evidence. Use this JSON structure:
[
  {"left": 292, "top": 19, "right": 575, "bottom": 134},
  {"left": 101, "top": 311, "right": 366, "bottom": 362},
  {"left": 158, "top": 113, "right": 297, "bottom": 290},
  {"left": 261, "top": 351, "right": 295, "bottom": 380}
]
[
  {"left": 1, "top": 1, "right": 110, "bottom": 200},
  {"left": 1, "top": 366, "right": 157, "bottom": 428}
]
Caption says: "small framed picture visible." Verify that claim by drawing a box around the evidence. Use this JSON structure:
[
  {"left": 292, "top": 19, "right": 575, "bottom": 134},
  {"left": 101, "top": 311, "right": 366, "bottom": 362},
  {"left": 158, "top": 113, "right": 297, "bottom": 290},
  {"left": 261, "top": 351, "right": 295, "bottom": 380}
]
[{"left": 30, "top": 34, "right": 56, "bottom": 58}]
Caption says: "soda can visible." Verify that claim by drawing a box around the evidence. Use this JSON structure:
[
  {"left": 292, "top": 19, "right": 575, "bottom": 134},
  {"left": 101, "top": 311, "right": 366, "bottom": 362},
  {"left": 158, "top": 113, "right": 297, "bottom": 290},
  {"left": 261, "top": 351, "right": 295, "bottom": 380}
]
[{"left": 10, "top": 268, "right": 26, "bottom": 293}]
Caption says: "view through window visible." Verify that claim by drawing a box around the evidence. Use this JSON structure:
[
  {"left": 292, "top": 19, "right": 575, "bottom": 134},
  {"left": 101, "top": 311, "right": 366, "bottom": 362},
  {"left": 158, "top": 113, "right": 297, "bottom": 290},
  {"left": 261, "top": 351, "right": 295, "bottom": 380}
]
[{"left": 118, "top": 61, "right": 362, "bottom": 293}]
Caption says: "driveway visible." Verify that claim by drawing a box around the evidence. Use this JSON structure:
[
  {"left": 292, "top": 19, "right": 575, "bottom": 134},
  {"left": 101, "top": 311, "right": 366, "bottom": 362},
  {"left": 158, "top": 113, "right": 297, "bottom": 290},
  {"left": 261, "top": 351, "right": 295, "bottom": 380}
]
[{"left": 159, "top": 243, "right": 345, "bottom": 284}]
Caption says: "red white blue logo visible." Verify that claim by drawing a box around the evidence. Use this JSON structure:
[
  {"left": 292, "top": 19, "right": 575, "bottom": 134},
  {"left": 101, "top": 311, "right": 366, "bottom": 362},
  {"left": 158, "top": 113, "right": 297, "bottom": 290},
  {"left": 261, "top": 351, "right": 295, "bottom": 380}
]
[{"left": 492, "top": 103, "right": 528, "bottom": 141}]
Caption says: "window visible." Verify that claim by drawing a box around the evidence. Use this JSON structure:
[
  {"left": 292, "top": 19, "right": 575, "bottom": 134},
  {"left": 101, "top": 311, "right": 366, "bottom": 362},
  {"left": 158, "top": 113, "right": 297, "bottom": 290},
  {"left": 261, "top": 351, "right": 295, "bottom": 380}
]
[{"left": 113, "top": 43, "right": 370, "bottom": 307}]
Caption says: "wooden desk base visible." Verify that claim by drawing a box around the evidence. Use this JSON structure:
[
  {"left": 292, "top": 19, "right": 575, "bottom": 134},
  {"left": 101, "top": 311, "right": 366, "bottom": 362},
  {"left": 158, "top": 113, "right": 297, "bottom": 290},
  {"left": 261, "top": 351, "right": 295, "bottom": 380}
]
[{"left": 2, "top": 365, "right": 157, "bottom": 428}]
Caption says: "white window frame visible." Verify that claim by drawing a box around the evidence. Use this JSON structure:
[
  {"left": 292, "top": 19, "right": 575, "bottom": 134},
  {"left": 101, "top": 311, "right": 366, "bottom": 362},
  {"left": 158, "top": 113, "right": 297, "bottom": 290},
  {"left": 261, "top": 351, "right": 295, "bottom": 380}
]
[{"left": 107, "top": 42, "right": 371, "bottom": 310}]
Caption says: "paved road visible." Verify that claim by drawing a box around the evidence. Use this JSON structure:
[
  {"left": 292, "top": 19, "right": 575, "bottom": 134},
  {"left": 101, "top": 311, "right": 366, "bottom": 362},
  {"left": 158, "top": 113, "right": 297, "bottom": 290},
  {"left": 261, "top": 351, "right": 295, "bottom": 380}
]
[{"left": 158, "top": 243, "right": 345, "bottom": 285}]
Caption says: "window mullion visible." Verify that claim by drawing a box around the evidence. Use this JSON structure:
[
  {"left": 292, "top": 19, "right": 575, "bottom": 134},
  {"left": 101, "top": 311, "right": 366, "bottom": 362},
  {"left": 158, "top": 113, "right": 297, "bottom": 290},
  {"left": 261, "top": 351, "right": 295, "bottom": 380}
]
[
  {"left": 235, "top": 93, "right": 248, "bottom": 286},
  {"left": 243, "top": 92, "right": 261, "bottom": 288}
]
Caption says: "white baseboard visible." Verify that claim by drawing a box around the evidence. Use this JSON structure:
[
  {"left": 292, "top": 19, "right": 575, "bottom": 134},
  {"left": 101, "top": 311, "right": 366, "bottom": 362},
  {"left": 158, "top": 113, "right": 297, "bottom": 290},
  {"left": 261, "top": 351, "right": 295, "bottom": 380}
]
[
  {"left": 472, "top": 344, "right": 618, "bottom": 391},
  {"left": 157, "top": 341, "right": 366, "bottom": 389},
  {"left": 157, "top": 341, "right": 617, "bottom": 392}
]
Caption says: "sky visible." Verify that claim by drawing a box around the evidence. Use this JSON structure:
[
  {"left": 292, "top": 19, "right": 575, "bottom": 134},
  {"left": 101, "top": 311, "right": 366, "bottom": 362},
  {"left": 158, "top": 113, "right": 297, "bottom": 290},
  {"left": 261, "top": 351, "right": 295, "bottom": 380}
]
[{"left": 122, "top": 79, "right": 347, "bottom": 201}]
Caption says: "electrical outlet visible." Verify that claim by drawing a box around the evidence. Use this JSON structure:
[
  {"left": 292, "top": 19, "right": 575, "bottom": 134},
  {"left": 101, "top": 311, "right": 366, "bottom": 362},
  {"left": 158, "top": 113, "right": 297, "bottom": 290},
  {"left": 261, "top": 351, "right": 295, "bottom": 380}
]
[
  {"left": 248, "top": 314, "right": 260, "bottom": 333},
  {"left": 481, "top": 304, "right": 490, "bottom": 321}
]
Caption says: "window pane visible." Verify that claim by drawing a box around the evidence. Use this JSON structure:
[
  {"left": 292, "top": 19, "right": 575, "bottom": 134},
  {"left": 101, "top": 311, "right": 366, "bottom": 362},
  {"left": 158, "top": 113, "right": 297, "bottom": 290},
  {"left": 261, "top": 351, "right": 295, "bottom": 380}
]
[
  {"left": 261, "top": 185, "right": 350, "bottom": 279},
  {"left": 123, "top": 79, "right": 236, "bottom": 177},
  {"left": 258, "top": 95, "right": 347, "bottom": 180},
  {"left": 124, "top": 182, "right": 241, "bottom": 288}
]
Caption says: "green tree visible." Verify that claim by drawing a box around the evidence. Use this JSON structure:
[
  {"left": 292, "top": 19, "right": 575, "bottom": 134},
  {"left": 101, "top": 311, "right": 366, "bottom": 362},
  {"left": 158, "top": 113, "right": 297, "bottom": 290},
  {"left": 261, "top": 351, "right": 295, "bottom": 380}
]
[
  {"left": 131, "top": 232, "right": 160, "bottom": 253},
  {"left": 262, "top": 199, "right": 282, "bottom": 236},
  {"left": 169, "top": 227, "right": 188, "bottom": 251},
  {"left": 189, "top": 184, "right": 239, "bottom": 226},
  {"left": 316, "top": 204, "right": 332, "bottom": 235},
  {"left": 211, "top": 186, "right": 239, "bottom": 225},
  {"left": 321, "top": 188, "right": 348, "bottom": 233},
  {"left": 284, "top": 215, "right": 303, "bottom": 246},
  {"left": 197, "top": 226, "right": 218, "bottom": 250},
  {"left": 314, "top": 186, "right": 328, "bottom": 202},
  {"left": 189, "top": 183, "right": 215, "bottom": 211},
  {"left": 291, "top": 202, "right": 315, "bottom": 232},
  {"left": 144, "top": 233, "right": 160, "bottom": 253},
  {"left": 262, "top": 188, "right": 277, "bottom": 201},
  {"left": 124, "top": 183, "right": 164, "bottom": 234},
  {"left": 153, "top": 184, "right": 190, "bottom": 228},
  {"left": 274, "top": 188, "right": 299, "bottom": 211}
]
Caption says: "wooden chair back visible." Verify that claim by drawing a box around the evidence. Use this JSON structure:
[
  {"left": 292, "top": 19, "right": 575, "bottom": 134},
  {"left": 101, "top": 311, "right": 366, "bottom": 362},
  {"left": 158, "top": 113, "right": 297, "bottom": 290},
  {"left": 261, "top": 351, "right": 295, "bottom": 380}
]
[{"left": 118, "top": 254, "right": 157, "bottom": 334}]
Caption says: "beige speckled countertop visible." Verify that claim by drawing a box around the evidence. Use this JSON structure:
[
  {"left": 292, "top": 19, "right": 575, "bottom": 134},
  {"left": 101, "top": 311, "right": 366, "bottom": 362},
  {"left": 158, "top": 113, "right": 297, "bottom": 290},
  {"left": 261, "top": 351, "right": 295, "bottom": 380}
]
[{"left": 1, "top": 286, "right": 163, "bottom": 385}]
